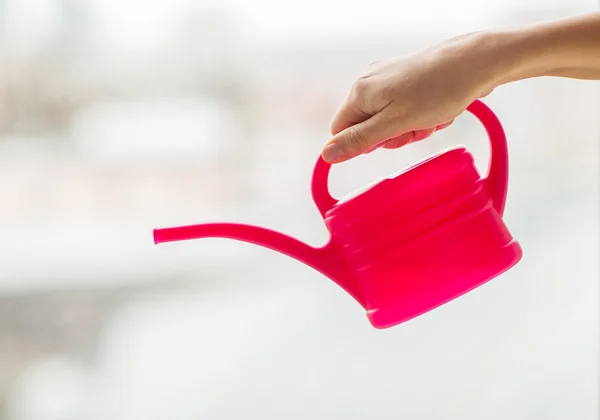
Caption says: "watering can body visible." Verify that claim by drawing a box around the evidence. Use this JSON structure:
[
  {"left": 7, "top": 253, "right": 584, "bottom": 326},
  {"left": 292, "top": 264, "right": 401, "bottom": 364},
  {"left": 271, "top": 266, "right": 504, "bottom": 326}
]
[{"left": 154, "top": 99, "right": 522, "bottom": 329}]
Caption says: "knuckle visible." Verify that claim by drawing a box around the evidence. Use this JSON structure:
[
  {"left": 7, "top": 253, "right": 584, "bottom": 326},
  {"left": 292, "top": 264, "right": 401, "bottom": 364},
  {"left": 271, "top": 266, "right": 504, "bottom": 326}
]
[
  {"left": 345, "top": 126, "right": 369, "bottom": 152},
  {"left": 378, "top": 78, "right": 396, "bottom": 98},
  {"left": 351, "top": 76, "right": 379, "bottom": 111},
  {"left": 353, "top": 75, "right": 396, "bottom": 112},
  {"left": 352, "top": 75, "right": 372, "bottom": 96}
]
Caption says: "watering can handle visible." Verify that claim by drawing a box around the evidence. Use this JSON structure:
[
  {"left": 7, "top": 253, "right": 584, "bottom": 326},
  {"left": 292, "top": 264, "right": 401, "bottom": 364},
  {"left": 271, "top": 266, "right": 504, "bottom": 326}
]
[{"left": 311, "top": 98, "right": 509, "bottom": 218}]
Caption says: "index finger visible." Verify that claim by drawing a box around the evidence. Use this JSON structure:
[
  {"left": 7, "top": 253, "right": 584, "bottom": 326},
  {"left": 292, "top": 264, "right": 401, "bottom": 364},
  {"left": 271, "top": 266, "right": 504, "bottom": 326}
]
[{"left": 329, "top": 96, "right": 371, "bottom": 135}]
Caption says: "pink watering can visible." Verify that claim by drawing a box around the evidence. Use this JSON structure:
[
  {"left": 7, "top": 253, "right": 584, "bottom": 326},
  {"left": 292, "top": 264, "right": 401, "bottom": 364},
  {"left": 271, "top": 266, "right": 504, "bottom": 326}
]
[{"left": 154, "top": 99, "right": 522, "bottom": 329}]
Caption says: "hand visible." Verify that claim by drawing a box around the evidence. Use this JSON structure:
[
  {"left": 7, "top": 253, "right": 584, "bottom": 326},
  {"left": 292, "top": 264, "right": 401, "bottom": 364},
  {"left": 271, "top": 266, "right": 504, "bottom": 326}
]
[
  {"left": 322, "top": 13, "right": 600, "bottom": 164},
  {"left": 322, "top": 32, "right": 502, "bottom": 163}
]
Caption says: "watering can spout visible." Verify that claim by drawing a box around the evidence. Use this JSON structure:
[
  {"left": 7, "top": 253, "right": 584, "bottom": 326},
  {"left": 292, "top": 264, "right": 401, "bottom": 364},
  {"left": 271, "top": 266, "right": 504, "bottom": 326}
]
[{"left": 153, "top": 223, "right": 366, "bottom": 307}]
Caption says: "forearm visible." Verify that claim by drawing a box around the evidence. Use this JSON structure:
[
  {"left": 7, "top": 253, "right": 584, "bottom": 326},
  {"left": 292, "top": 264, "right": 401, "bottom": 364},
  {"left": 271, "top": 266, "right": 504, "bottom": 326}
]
[
  {"left": 322, "top": 12, "right": 600, "bottom": 162},
  {"left": 479, "top": 12, "right": 600, "bottom": 88}
]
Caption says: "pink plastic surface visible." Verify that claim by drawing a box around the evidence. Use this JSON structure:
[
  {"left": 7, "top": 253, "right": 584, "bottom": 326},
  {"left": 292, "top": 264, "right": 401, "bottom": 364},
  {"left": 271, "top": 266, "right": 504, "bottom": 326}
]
[{"left": 154, "top": 99, "right": 523, "bottom": 329}]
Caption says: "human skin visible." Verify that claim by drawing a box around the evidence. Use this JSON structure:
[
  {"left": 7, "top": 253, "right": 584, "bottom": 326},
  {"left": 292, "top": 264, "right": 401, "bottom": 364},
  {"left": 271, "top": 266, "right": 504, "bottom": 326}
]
[{"left": 322, "top": 12, "right": 600, "bottom": 164}]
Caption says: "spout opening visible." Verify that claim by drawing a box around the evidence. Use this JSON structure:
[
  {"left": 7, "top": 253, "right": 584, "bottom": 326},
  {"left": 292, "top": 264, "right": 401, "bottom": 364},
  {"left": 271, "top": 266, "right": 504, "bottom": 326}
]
[{"left": 152, "top": 224, "right": 210, "bottom": 244}]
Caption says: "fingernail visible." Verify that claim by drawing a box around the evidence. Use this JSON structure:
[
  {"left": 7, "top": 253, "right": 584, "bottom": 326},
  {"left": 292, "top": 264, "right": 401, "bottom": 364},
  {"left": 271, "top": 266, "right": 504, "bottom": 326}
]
[{"left": 322, "top": 143, "right": 344, "bottom": 163}]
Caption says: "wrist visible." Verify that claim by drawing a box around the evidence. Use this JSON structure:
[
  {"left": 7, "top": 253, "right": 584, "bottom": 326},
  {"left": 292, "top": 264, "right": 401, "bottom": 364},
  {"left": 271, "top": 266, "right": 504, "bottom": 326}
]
[
  {"left": 474, "top": 13, "right": 600, "bottom": 88},
  {"left": 467, "top": 28, "right": 555, "bottom": 91}
]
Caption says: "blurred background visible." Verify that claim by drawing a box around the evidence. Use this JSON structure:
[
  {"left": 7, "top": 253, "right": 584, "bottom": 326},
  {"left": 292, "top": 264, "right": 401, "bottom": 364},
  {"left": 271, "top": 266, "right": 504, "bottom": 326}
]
[{"left": 0, "top": 0, "right": 598, "bottom": 419}]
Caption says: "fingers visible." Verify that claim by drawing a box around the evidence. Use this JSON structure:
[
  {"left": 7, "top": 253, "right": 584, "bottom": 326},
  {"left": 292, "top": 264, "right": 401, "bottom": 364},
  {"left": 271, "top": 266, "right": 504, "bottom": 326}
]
[
  {"left": 329, "top": 100, "right": 371, "bottom": 136},
  {"left": 382, "top": 119, "right": 455, "bottom": 150},
  {"left": 322, "top": 113, "right": 456, "bottom": 163},
  {"left": 384, "top": 126, "right": 436, "bottom": 149},
  {"left": 382, "top": 132, "right": 415, "bottom": 149},
  {"left": 436, "top": 119, "right": 454, "bottom": 130},
  {"left": 365, "top": 142, "right": 386, "bottom": 154},
  {"left": 322, "top": 112, "right": 405, "bottom": 163},
  {"left": 329, "top": 82, "right": 374, "bottom": 136}
]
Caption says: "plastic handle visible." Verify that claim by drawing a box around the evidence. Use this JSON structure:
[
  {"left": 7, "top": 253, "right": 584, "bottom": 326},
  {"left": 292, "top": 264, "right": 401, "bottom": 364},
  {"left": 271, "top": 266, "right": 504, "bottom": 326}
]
[
  {"left": 466, "top": 99, "right": 509, "bottom": 216},
  {"left": 311, "top": 98, "right": 509, "bottom": 218},
  {"left": 312, "top": 152, "right": 338, "bottom": 218}
]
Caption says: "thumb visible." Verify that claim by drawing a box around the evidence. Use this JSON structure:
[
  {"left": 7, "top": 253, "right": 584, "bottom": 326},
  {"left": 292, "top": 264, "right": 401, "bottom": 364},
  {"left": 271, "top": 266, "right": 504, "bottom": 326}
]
[{"left": 322, "top": 113, "right": 402, "bottom": 163}]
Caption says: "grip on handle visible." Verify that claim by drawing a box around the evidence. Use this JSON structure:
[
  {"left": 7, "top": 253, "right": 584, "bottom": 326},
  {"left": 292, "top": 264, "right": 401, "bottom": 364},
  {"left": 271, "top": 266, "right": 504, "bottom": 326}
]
[{"left": 311, "top": 98, "right": 509, "bottom": 218}]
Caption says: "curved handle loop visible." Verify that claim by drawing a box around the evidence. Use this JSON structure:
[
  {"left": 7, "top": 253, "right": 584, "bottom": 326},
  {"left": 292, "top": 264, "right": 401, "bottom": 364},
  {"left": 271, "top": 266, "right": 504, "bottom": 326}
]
[
  {"left": 311, "top": 98, "right": 509, "bottom": 218},
  {"left": 466, "top": 99, "right": 508, "bottom": 216}
]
